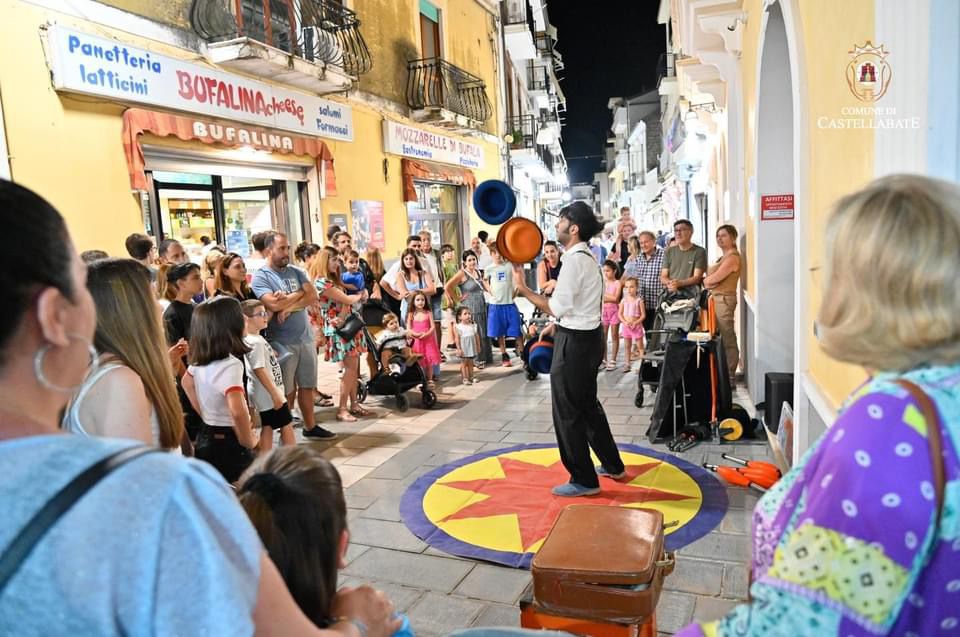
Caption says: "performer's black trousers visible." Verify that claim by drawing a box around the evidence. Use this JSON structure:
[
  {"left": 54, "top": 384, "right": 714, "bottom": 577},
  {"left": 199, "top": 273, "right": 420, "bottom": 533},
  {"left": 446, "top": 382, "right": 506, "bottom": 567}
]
[{"left": 551, "top": 325, "right": 625, "bottom": 488}]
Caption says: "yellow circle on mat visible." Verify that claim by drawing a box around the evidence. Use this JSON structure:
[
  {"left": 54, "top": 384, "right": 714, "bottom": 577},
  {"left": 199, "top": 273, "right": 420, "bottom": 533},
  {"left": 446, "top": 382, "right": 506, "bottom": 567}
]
[{"left": 421, "top": 447, "right": 704, "bottom": 555}]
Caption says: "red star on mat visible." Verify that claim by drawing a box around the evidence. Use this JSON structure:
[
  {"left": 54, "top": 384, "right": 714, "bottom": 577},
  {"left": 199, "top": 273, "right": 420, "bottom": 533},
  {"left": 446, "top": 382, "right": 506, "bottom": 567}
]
[{"left": 439, "top": 457, "right": 694, "bottom": 551}]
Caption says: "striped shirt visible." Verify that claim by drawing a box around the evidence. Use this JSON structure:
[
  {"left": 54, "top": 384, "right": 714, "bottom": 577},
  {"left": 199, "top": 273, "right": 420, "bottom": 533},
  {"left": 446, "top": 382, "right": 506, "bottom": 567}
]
[{"left": 630, "top": 247, "right": 665, "bottom": 312}]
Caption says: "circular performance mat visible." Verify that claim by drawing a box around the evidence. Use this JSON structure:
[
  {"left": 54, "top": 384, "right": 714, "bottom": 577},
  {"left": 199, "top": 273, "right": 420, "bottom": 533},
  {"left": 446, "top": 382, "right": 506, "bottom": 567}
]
[{"left": 400, "top": 443, "right": 728, "bottom": 568}]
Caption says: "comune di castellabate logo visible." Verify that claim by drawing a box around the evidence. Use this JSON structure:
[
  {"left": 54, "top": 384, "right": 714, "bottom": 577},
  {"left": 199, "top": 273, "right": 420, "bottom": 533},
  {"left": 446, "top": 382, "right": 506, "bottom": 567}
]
[{"left": 846, "top": 41, "right": 891, "bottom": 102}]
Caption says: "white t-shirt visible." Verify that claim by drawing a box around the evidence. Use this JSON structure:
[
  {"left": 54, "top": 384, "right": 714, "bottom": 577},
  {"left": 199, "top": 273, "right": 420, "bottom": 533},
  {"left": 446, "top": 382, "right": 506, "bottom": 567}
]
[
  {"left": 187, "top": 356, "right": 245, "bottom": 428},
  {"left": 243, "top": 335, "right": 284, "bottom": 412}
]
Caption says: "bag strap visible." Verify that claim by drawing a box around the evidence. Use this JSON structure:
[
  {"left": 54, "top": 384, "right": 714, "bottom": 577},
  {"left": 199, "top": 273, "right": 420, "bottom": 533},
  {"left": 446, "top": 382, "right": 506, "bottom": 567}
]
[
  {"left": 0, "top": 445, "right": 159, "bottom": 594},
  {"left": 895, "top": 379, "right": 946, "bottom": 527}
]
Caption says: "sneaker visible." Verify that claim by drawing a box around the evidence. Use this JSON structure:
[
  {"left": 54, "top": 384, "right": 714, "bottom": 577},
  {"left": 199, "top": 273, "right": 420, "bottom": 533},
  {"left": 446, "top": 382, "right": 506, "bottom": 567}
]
[
  {"left": 462, "top": 378, "right": 471, "bottom": 385},
  {"left": 303, "top": 426, "right": 337, "bottom": 440},
  {"left": 501, "top": 353, "right": 512, "bottom": 367},
  {"left": 551, "top": 482, "right": 601, "bottom": 497},
  {"left": 596, "top": 465, "right": 628, "bottom": 480},
  {"left": 471, "top": 378, "right": 479, "bottom": 385}
]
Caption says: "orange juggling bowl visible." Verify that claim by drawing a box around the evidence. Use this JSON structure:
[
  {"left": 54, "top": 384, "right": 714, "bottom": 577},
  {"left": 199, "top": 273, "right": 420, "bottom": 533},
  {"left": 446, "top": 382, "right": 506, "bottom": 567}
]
[{"left": 496, "top": 217, "right": 544, "bottom": 264}]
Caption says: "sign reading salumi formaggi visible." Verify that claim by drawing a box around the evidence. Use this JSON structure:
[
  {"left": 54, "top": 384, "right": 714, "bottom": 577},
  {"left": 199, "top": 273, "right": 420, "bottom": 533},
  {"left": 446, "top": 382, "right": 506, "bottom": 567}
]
[{"left": 45, "top": 24, "right": 354, "bottom": 142}]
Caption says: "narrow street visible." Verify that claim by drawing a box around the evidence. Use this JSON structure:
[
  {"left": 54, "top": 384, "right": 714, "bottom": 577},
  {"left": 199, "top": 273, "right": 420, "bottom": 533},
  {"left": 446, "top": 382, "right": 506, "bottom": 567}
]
[{"left": 300, "top": 313, "right": 770, "bottom": 636}]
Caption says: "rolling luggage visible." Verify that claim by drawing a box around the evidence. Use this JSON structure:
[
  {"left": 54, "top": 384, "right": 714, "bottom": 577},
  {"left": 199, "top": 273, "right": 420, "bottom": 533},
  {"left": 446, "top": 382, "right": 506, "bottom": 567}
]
[{"left": 531, "top": 505, "right": 674, "bottom": 625}]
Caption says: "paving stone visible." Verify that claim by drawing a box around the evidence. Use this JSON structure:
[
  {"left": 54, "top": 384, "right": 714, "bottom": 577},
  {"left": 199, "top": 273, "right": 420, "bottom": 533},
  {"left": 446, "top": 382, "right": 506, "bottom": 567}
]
[
  {"left": 344, "top": 543, "right": 370, "bottom": 565},
  {"left": 357, "top": 493, "right": 403, "bottom": 522},
  {"left": 408, "top": 592, "right": 485, "bottom": 635},
  {"left": 722, "top": 563, "right": 750, "bottom": 600},
  {"left": 424, "top": 451, "right": 474, "bottom": 467},
  {"left": 364, "top": 447, "right": 437, "bottom": 479},
  {"left": 692, "top": 596, "right": 740, "bottom": 623},
  {"left": 345, "top": 493, "right": 377, "bottom": 510},
  {"left": 664, "top": 557, "right": 723, "bottom": 596},
  {"left": 472, "top": 602, "right": 521, "bottom": 627},
  {"left": 457, "top": 429, "right": 511, "bottom": 443},
  {"left": 720, "top": 506, "right": 752, "bottom": 535},
  {"left": 502, "top": 432, "right": 558, "bottom": 444},
  {"left": 347, "top": 517, "right": 427, "bottom": 553},
  {"left": 501, "top": 419, "right": 554, "bottom": 433},
  {"left": 655, "top": 590, "right": 696, "bottom": 634},
  {"left": 336, "top": 435, "right": 388, "bottom": 449},
  {"left": 464, "top": 419, "right": 511, "bottom": 430},
  {"left": 344, "top": 548, "right": 475, "bottom": 592},
  {"left": 479, "top": 442, "right": 523, "bottom": 452},
  {"left": 346, "top": 477, "right": 402, "bottom": 498},
  {"left": 680, "top": 532, "right": 751, "bottom": 563},
  {"left": 454, "top": 564, "right": 532, "bottom": 605},
  {"left": 337, "top": 464, "right": 375, "bottom": 488},
  {"left": 337, "top": 577, "right": 424, "bottom": 612},
  {"left": 344, "top": 446, "right": 404, "bottom": 467}
]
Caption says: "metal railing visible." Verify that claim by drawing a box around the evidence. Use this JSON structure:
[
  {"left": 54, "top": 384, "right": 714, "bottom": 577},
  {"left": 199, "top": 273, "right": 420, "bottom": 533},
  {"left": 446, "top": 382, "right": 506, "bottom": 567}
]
[
  {"left": 407, "top": 58, "right": 493, "bottom": 122},
  {"left": 656, "top": 52, "right": 676, "bottom": 84},
  {"left": 190, "top": 0, "right": 372, "bottom": 76},
  {"left": 502, "top": 0, "right": 535, "bottom": 31},
  {"left": 534, "top": 32, "right": 552, "bottom": 57},
  {"left": 527, "top": 62, "right": 549, "bottom": 92},
  {"left": 507, "top": 114, "right": 537, "bottom": 149}
]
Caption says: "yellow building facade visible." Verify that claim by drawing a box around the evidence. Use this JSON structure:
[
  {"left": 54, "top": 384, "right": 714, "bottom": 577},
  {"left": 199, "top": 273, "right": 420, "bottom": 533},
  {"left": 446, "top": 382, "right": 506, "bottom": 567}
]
[
  {"left": 667, "top": 0, "right": 959, "bottom": 462},
  {"left": 0, "top": 0, "right": 507, "bottom": 261}
]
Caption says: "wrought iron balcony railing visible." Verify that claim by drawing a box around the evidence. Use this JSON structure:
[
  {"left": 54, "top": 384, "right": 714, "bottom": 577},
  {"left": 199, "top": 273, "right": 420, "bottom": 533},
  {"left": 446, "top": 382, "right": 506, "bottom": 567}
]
[
  {"left": 508, "top": 114, "right": 537, "bottom": 149},
  {"left": 502, "top": 0, "right": 535, "bottom": 31},
  {"left": 407, "top": 58, "right": 493, "bottom": 123},
  {"left": 190, "top": 0, "right": 372, "bottom": 76},
  {"left": 527, "top": 62, "right": 549, "bottom": 92}
]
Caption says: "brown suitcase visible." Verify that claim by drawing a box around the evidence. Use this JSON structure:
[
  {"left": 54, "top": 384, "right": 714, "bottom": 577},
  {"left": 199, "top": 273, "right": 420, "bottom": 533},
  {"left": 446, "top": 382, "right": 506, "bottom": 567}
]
[{"left": 531, "top": 505, "right": 675, "bottom": 624}]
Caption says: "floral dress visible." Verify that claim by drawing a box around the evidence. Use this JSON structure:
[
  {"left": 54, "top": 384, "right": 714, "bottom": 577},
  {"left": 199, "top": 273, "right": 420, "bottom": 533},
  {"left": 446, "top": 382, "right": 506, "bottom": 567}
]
[
  {"left": 315, "top": 277, "right": 366, "bottom": 363},
  {"left": 679, "top": 363, "right": 960, "bottom": 636}
]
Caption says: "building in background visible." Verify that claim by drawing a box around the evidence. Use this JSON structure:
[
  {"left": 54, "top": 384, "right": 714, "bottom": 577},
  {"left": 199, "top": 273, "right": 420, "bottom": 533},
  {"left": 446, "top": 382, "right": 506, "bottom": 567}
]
[
  {"left": 605, "top": 91, "right": 662, "bottom": 228},
  {"left": 660, "top": 0, "right": 960, "bottom": 466},
  {"left": 501, "top": 0, "right": 568, "bottom": 231},
  {"left": 592, "top": 170, "right": 612, "bottom": 220},
  {"left": 0, "top": 0, "right": 511, "bottom": 261}
]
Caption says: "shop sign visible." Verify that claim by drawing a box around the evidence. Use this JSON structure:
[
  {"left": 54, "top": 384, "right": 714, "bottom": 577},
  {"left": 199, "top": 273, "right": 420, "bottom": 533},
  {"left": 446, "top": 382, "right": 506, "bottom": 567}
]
[
  {"left": 45, "top": 25, "right": 354, "bottom": 142},
  {"left": 382, "top": 121, "right": 484, "bottom": 169},
  {"left": 760, "top": 194, "right": 794, "bottom": 221}
]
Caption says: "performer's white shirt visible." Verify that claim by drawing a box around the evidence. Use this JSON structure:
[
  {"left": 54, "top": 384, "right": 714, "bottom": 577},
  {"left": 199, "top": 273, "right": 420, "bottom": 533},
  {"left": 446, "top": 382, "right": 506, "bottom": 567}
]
[{"left": 548, "top": 241, "right": 602, "bottom": 330}]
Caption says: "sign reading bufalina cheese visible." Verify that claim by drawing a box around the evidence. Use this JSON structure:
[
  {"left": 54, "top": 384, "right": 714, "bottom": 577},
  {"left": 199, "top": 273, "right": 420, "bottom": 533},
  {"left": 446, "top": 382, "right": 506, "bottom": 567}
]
[
  {"left": 382, "top": 121, "right": 484, "bottom": 169},
  {"left": 45, "top": 25, "right": 353, "bottom": 142}
]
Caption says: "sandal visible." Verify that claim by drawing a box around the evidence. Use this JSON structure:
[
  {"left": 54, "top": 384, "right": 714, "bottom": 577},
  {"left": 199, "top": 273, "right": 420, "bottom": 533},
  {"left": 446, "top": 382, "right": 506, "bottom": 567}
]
[
  {"left": 350, "top": 406, "right": 377, "bottom": 418},
  {"left": 336, "top": 410, "right": 358, "bottom": 422},
  {"left": 317, "top": 391, "right": 333, "bottom": 400},
  {"left": 315, "top": 396, "right": 335, "bottom": 407},
  {"left": 623, "top": 364, "right": 633, "bottom": 373}
]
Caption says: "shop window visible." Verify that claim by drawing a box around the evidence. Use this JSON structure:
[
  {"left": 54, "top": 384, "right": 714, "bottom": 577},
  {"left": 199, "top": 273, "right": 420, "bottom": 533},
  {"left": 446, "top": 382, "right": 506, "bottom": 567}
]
[
  {"left": 407, "top": 181, "right": 462, "bottom": 256},
  {"left": 149, "top": 170, "right": 309, "bottom": 262}
]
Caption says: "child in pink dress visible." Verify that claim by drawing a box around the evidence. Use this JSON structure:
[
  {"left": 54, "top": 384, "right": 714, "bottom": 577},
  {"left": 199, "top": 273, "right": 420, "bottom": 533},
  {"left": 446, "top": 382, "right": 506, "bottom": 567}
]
[
  {"left": 600, "top": 260, "right": 621, "bottom": 371},
  {"left": 407, "top": 291, "right": 441, "bottom": 388},
  {"left": 618, "top": 277, "right": 646, "bottom": 372}
]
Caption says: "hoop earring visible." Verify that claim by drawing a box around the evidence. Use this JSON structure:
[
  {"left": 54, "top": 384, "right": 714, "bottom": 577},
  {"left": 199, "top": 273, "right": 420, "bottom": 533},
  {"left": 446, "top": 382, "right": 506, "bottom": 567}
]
[{"left": 33, "top": 337, "right": 100, "bottom": 393}]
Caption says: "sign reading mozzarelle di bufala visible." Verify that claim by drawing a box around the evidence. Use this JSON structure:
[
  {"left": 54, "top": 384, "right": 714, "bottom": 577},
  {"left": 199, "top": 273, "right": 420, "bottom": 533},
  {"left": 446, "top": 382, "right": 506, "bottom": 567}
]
[
  {"left": 44, "top": 24, "right": 354, "bottom": 142},
  {"left": 382, "top": 121, "right": 484, "bottom": 169}
]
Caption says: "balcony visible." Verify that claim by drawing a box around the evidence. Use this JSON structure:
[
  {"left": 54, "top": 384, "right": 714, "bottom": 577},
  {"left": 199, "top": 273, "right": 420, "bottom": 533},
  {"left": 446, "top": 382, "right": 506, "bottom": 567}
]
[
  {"left": 527, "top": 62, "right": 551, "bottom": 109},
  {"left": 657, "top": 51, "right": 678, "bottom": 96},
  {"left": 407, "top": 58, "right": 492, "bottom": 130},
  {"left": 191, "top": 0, "right": 372, "bottom": 94},
  {"left": 508, "top": 114, "right": 551, "bottom": 183},
  {"left": 534, "top": 32, "right": 564, "bottom": 72},
  {"left": 503, "top": 0, "right": 537, "bottom": 61}
]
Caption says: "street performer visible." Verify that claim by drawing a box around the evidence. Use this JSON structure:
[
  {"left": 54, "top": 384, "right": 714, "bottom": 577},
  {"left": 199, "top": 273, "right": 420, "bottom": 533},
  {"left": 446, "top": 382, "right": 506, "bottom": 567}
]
[{"left": 513, "top": 202, "right": 626, "bottom": 496}]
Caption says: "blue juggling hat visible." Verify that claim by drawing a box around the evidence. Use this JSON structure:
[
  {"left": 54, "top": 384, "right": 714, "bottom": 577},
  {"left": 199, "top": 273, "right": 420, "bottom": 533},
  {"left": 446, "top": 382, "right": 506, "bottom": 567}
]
[
  {"left": 527, "top": 339, "right": 554, "bottom": 375},
  {"left": 473, "top": 180, "right": 517, "bottom": 225}
]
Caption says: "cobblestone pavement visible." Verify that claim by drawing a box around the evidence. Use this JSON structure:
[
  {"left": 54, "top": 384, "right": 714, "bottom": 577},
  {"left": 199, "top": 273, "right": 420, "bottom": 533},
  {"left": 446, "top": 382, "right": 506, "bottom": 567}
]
[{"left": 290, "top": 319, "right": 771, "bottom": 637}]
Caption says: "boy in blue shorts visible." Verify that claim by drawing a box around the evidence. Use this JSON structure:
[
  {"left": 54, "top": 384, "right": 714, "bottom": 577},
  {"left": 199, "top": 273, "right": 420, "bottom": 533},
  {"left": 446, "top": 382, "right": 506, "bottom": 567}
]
[{"left": 485, "top": 246, "right": 523, "bottom": 366}]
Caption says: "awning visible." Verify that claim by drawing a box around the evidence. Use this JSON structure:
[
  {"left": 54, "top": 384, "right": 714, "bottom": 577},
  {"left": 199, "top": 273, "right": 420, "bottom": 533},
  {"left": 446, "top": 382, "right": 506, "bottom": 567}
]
[
  {"left": 401, "top": 158, "right": 477, "bottom": 201},
  {"left": 121, "top": 108, "right": 337, "bottom": 194}
]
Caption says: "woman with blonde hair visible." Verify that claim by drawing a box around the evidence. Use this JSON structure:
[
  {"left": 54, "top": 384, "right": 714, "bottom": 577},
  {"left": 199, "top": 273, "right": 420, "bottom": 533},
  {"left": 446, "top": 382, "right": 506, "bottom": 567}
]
[
  {"left": 680, "top": 174, "right": 960, "bottom": 636},
  {"left": 308, "top": 247, "right": 371, "bottom": 422},
  {"left": 62, "top": 258, "right": 185, "bottom": 451},
  {"left": 201, "top": 248, "right": 225, "bottom": 299}
]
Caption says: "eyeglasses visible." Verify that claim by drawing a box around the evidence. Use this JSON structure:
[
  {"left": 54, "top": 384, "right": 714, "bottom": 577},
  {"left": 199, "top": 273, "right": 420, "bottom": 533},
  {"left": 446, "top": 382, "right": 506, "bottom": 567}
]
[{"left": 254, "top": 311, "right": 268, "bottom": 318}]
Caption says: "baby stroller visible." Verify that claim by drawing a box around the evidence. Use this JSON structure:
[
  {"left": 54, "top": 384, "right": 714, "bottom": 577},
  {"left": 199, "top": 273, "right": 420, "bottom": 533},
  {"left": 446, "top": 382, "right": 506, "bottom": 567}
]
[
  {"left": 635, "top": 288, "right": 702, "bottom": 408},
  {"left": 520, "top": 308, "right": 553, "bottom": 380},
  {"left": 356, "top": 325, "right": 437, "bottom": 412}
]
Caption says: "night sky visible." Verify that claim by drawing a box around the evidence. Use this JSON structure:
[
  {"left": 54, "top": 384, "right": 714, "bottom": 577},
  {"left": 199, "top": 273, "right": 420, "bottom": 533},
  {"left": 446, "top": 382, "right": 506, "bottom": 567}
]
[{"left": 548, "top": 3, "right": 666, "bottom": 184}]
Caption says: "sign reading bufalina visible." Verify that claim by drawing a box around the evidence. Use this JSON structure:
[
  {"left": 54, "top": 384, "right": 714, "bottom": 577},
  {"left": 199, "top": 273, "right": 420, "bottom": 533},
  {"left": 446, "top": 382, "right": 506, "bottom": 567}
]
[{"left": 43, "top": 24, "right": 354, "bottom": 142}]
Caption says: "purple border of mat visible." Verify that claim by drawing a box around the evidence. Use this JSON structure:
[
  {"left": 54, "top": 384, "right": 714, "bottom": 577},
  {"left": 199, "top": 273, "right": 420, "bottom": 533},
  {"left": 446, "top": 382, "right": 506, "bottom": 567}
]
[{"left": 399, "top": 442, "right": 728, "bottom": 569}]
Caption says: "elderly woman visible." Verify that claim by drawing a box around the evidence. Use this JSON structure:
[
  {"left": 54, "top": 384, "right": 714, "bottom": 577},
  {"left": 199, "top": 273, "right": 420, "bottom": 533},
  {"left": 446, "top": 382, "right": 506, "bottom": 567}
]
[
  {"left": 0, "top": 181, "right": 397, "bottom": 635},
  {"left": 702, "top": 224, "right": 741, "bottom": 381},
  {"left": 680, "top": 175, "right": 960, "bottom": 636}
]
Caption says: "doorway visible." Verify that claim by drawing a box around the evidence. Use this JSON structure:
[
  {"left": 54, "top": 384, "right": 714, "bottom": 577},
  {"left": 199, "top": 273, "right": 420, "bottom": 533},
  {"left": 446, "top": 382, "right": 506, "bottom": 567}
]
[
  {"left": 748, "top": 2, "right": 795, "bottom": 406},
  {"left": 406, "top": 181, "right": 464, "bottom": 256}
]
